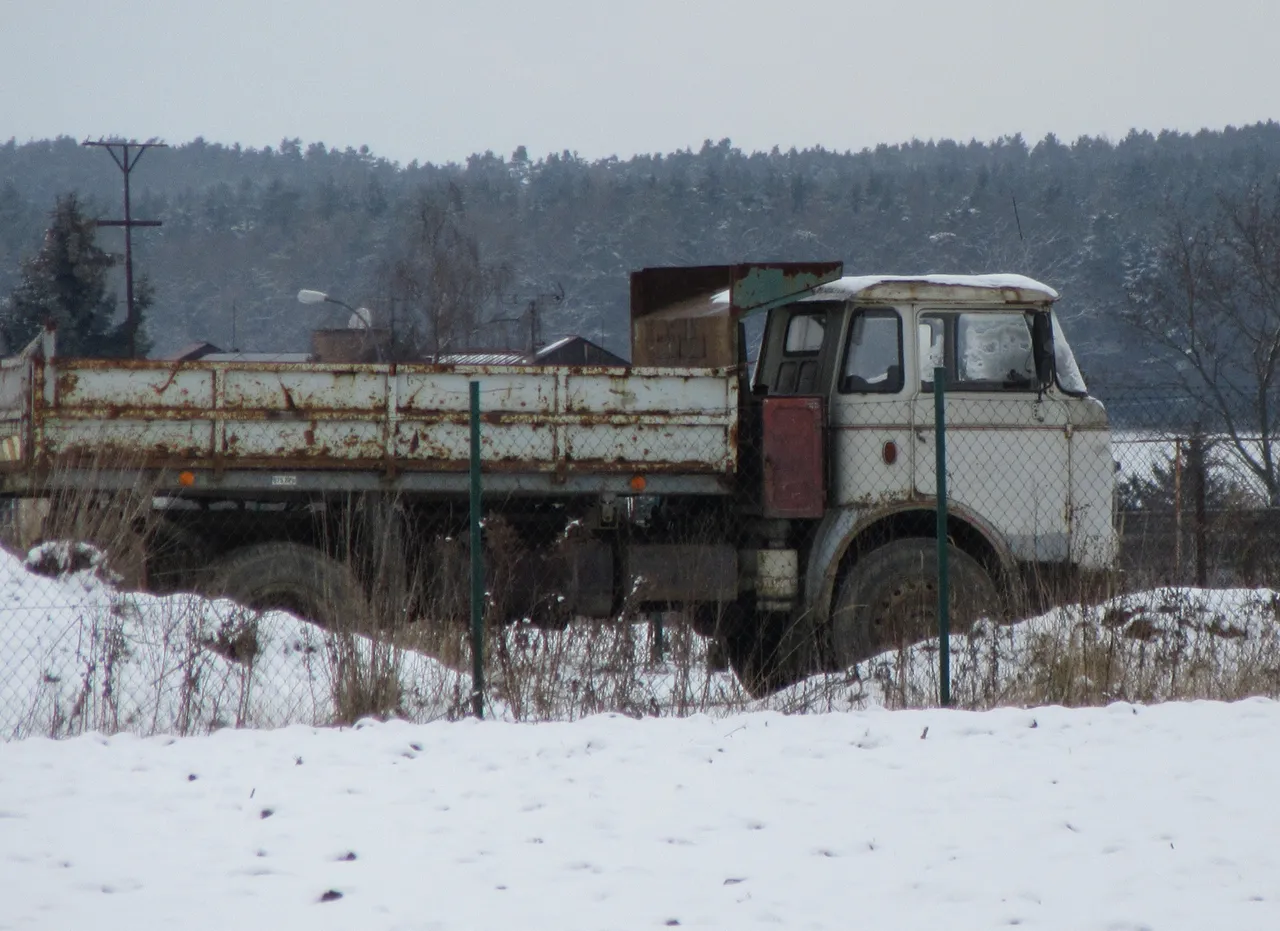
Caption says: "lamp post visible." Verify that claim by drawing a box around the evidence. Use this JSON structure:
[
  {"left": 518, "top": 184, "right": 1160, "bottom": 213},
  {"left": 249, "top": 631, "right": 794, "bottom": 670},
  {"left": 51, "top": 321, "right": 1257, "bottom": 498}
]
[
  {"left": 296, "top": 289, "right": 372, "bottom": 328},
  {"left": 297, "top": 289, "right": 382, "bottom": 361}
]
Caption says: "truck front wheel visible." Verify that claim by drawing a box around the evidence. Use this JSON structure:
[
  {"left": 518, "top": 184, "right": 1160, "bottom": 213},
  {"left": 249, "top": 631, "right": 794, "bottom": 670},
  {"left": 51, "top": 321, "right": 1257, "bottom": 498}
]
[
  {"left": 829, "top": 538, "right": 998, "bottom": 669},
  {"left": 204, "top": 542, "right": 370, "bottom": 631}
]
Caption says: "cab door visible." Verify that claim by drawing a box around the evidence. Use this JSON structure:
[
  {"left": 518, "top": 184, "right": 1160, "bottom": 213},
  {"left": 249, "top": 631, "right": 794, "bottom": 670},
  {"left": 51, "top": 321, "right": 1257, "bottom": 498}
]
[
  {"left": 911, "top": 308, "right": 1073, "bottom": 562},
  {"left": 827, "top": 306, "right": 915, "bottom": 505},
  {"left": 753, "top": 302, "right": 842, "bottom": 398}
]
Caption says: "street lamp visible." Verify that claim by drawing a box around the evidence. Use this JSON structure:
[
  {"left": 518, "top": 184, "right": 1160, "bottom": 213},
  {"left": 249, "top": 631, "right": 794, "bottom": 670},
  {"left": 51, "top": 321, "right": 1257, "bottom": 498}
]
[
  {"left": 296, "top": 289, "right": 372, "bottom": 329},
  {"left": 297, "top": 288, "right": 385, "bottom": 362}
]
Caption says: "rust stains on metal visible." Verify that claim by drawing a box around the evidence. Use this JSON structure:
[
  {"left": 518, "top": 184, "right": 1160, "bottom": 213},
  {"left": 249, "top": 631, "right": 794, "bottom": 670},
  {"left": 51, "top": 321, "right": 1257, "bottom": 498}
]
[
  {"left": 16, "top": 354, "right": 741, "bottom": 480},
  {"left": 153, "top": 365, "right": 183, "bottom": 395}
]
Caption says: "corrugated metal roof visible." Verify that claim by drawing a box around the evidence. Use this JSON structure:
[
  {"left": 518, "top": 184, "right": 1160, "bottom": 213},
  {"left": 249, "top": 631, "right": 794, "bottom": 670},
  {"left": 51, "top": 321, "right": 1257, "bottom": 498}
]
[
  {"left": 437, "top": 351, "right": 530, "bottom": 365},
  {"left": 200, "top": 352, "right": 315, "bottom": 363}
]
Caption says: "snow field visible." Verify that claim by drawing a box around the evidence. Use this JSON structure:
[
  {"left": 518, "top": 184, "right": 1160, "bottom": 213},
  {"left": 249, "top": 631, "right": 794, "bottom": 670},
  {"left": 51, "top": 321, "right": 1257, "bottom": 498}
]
[
  {"left": 1, "top": 701, "right": 1278, "bottom": 930},
  {"left": 8, "top": 537, "right": 1280, "bottom": 737}
]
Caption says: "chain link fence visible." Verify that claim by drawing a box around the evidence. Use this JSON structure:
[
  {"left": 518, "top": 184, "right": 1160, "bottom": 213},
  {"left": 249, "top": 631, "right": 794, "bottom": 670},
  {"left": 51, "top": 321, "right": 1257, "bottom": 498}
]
[{"left": 2, "top": 381, "right": 1280, "bottom": 740}]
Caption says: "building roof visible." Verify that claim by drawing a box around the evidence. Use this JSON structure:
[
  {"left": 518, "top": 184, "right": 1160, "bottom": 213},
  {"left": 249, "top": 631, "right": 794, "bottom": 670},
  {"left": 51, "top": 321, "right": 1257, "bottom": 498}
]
[
  {"left": 198, "top": 352, "right": 314, "bottom": 363},
  {"left": 436, "top": 351, "right": 530, "bottom": 366},
  {"left": 437, "top": 336, "right": 626, "bottom": 367},
  {"left": 165, "top": 341, "right": 223, "bottom": 362}
]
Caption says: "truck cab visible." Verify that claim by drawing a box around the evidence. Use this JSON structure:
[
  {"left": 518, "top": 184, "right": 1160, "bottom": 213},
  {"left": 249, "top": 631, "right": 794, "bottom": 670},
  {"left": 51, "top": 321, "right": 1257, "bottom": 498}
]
[
  {"left": 747, "top": 274, "right": 1117, "bottom": 674},
  {"left": 631, "top": 263, "right": 1117, "bottom": 686}
]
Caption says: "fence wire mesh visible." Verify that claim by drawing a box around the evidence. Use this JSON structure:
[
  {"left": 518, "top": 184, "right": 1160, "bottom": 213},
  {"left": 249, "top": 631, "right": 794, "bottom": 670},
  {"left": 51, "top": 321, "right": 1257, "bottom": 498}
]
[{"left": 2, "top": 382, "right": 1280, "bottom": 740}]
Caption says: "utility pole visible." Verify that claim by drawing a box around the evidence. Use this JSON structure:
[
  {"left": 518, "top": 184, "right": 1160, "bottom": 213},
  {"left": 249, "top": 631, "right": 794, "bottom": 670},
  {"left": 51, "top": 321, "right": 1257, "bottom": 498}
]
[
  {"left": 516, "top": 284, "right": 564, "bottom": 356},
  {"left": 82, "top": 138, "right": 167, "bottom": 357}
]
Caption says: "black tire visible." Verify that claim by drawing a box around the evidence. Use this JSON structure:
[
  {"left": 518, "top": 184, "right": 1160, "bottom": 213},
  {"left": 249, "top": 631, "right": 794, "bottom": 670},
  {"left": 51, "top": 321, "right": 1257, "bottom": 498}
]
[
  {"left": 144, "top": 519, "right": 213, "bottom": 594},
  {"left": 718, "top": 599, "right": 816, "bottom": 698},
  {"left": 204, "top": 542, "right": 369, "bottom": 630},
  {"left": 829, "top": 538, "right": 999, "bottom": 669}
]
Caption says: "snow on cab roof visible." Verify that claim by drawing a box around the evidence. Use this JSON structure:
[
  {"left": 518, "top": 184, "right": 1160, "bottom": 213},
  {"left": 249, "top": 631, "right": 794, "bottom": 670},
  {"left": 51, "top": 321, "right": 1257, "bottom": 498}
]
[
  {"left": 810, "top": 273, "right": 1058, "bottom": 302},
  {"left": 708, "top": 273, "right": 1058, "bottom": 309}
]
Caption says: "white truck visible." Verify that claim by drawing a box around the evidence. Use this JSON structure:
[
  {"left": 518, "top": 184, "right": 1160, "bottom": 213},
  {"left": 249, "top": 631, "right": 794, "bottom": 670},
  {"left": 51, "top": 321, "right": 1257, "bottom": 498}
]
[{"left": 0, "top": 262, "right": 1116, "bottom": 692}]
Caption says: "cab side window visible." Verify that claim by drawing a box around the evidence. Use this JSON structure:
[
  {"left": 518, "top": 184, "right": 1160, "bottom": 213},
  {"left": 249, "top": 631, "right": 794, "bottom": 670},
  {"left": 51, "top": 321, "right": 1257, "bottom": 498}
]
[
  {"left": 841, "top": 310, "right": 903, "bottom": 393},
  {"left": 775, "top": 312, "right": 826, "bottom": 394}
]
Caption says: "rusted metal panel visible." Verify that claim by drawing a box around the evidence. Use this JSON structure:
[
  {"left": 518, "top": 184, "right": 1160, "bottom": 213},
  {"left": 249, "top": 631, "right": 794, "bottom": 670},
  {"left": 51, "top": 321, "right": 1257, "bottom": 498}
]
[
  {"left": 564, "top": 423, "right": 736, "bottom": 472},
  {"left": 394, "top": 420, "right": 558, "bottom": 465},
  {"left": 56, "top": 364, "right": 214, "bottom": 410},
  {"left": 221, "top": 368, "right": 387, "bottom": 412},
  {"left": 761, "top": 396, "right": 826, "bottom": 519},
  {"left": 0, "top": 355, "right": 29, "bottom": 464},
  {"left": 225, "top": 419, "right": 386, "bottom": 460},
  {"left": 564, "top": 370, "right": 733, "bottom": 414},
  {"left": 44, "top": 420, "right": 213, "bottom": 461},
  {"left": 0, "top": 359, "right": 30, "bottom": 410},
  {"left": 0, "top": 346, "right": 740, "bottom": 480},
  {"left": 398, "top": 368, "right": 556, "bottom": 414},
  {"left": 728, "top": 262, "right": 845, "bottom": 315}
]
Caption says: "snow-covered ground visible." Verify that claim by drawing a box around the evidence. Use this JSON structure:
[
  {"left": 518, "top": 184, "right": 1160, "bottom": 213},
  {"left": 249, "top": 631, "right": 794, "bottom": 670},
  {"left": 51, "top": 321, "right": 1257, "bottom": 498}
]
[
  {"left": 6, "top": 539, "right": 1280, "bottom": 737},
  {"left": 5, "top": 543, "right": 1280, "bottom": 927},
  {"left": 2, "top": 702, "right": 1279, "bottom": 930},
  {"left": 0, "top": 543, "right": 470, "bottom": 739}
]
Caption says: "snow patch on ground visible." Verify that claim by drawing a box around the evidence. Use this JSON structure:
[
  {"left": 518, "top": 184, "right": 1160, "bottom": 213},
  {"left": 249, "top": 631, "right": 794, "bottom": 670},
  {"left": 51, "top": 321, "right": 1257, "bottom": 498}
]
[
  {"left": 0, "top": 546, "right": 467, "bottom": 739},
  {"left": 1, "top": 702, "right": 1277, "bottom": 929},
  {"left": 5, "top": 539, "right": 1280, "bottom": 737},
  {"left": 772, "top": 587, "right": 1280, "bottom": 713}
]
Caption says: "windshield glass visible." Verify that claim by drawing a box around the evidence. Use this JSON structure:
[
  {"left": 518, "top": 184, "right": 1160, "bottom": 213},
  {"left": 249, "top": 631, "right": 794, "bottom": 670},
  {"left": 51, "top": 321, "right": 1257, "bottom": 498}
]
[
  {"left": 918, "top": 311, "right": 1038, "bottom": 391},
  {"left": 1051, "top": 311, "right": 1088, "bottom": 395}
]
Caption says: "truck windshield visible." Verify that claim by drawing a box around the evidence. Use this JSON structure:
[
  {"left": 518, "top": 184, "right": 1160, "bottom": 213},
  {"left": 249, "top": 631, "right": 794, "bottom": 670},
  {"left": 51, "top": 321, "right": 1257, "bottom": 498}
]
[{"left": 919, "top": 311, "right": 1038, "bottom": 391}]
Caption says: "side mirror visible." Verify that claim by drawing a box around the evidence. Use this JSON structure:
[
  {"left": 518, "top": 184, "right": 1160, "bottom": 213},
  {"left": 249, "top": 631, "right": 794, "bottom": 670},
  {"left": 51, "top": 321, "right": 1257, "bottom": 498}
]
[{"left": 1031, "top": 312, "right": 1054, "bottom": 389}]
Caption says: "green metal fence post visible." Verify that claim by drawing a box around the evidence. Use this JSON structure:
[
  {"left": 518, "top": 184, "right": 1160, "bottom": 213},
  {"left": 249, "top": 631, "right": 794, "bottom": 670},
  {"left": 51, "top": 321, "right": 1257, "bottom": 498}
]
[
  {"left": 469, "top": 380, "right": 484, "bottom": 719},
  {"left": 934, "top": 365, "right": 951, "bottom": 707}
]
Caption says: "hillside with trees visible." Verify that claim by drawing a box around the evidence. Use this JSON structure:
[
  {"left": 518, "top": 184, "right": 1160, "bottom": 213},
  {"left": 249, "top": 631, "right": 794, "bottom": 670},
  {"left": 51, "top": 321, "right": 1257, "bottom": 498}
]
[{"left": 2, "top": 124, "right": 1280, "bottom": 403}]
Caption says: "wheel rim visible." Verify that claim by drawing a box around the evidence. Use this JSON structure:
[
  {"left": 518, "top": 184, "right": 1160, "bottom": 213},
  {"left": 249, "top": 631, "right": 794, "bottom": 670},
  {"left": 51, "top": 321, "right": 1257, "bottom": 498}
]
[{"left": 867, "top": 575, "right": 938, "bottom": 654}]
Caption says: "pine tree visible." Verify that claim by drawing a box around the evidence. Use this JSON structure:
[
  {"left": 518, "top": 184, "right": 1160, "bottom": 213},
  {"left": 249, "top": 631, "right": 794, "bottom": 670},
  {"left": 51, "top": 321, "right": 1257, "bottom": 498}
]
[{"left": 0, "top": 193, "right": 141, "bottom": 357}]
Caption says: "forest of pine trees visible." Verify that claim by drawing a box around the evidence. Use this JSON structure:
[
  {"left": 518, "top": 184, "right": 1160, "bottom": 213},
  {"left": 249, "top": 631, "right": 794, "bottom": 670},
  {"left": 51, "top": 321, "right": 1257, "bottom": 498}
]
[{"left": 3, "top": 123, "right": 1280, "bottom": 402}]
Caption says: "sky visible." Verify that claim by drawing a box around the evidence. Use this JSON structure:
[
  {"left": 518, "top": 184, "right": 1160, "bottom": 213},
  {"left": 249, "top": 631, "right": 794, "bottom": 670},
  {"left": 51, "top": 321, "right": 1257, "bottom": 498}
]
[{"left": 3, "top": 0, "right": 1278, "bottom": 166}]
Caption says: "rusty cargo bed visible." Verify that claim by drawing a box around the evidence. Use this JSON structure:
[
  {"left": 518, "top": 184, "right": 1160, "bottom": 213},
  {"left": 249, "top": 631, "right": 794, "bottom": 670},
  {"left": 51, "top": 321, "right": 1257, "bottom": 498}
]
[{"left": 0, "top": 331, "right": 739, "bottom": 497}]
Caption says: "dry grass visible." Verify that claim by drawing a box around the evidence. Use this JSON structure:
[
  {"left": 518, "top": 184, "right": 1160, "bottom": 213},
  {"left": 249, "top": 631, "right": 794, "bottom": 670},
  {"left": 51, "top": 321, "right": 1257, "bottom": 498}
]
[{"left": 6, "top": 465, "right": 1280, "bottom": 737}]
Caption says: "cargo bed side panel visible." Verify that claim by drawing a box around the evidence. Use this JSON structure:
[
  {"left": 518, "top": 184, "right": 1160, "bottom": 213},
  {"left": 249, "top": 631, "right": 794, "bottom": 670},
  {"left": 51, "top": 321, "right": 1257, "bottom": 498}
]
[{"left": 15, "top": 360, "right": 739, "bottom": 478}]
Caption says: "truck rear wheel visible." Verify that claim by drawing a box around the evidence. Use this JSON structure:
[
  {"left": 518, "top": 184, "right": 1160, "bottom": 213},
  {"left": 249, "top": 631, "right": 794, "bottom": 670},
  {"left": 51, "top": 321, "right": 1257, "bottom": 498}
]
[
  {"left": 829, "top": 537, "right": 998, "bottom": 669},
  {"left": 204, "top": 542, "right": 370, "bottom": 630},
  {"left": 144, "top": 519, "right": 213, "bottom": 594}
]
